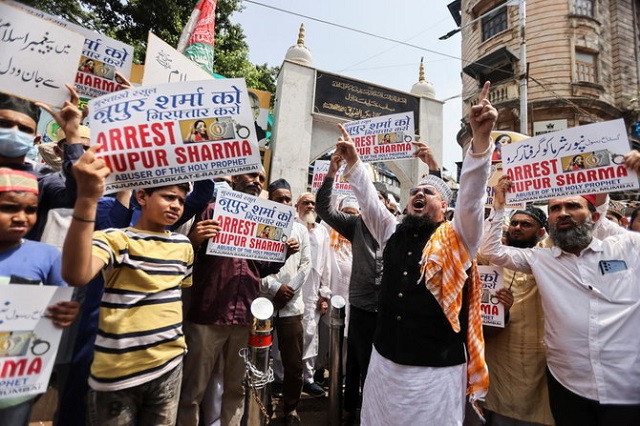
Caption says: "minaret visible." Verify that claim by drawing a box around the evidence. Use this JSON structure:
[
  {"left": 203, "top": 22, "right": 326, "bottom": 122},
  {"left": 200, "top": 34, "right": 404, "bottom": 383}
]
[
  {"left": 284, "top": 24, "right": 313, "bottom": 66},
  {"left": 410, "top": 57, "right": 436, "bottom": 98}
]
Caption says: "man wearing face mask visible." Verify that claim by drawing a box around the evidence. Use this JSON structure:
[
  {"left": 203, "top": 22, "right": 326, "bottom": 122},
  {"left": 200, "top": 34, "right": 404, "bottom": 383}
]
[{"left": 0, "top": 90, "right": 86, "bottom": 241}]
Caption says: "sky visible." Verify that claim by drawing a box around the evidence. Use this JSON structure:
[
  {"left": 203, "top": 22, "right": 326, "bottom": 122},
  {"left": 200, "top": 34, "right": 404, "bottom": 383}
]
[{"left": 231, "top": 0, "right": 465, "bottom": 175}]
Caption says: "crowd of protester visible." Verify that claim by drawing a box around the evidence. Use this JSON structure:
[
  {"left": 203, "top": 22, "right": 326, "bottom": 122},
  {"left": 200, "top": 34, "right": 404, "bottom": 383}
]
[{"left": 1, "top": 74, "right": 640, "bottom": 426}]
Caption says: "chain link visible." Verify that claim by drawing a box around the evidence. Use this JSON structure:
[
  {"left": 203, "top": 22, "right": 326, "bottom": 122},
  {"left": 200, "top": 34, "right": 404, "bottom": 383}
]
[{"left": 240, "top": 347, "right": 274, "bottom": 424}]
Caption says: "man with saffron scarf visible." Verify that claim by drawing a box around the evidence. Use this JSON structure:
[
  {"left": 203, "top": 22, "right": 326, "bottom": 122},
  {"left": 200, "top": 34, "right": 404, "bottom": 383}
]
[{"left": 334, "top": 81, "right": 497, "bottom": 424}]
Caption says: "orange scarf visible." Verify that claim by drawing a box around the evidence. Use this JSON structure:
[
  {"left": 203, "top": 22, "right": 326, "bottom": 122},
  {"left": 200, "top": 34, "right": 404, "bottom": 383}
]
[
  {"left": 329, "top": 228, "right": 350, "bottom": 251},
  {"left": 418, "top": 222, "right": 489, "bottom": 413}
]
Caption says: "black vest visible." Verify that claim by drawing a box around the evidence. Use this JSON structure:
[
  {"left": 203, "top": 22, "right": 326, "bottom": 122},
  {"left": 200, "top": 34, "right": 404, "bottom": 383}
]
[{"left": 373, "top": 222, "right": 468, "bottom": 367}]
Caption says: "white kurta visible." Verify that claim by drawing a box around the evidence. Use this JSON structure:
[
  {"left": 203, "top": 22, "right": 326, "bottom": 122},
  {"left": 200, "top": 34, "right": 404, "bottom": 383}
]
[
  {"left": 361, "top": 348, "right": 466, "bottom": 426},
  {"left": 300, "top": 219, "right": 332, "bottom": 360}
]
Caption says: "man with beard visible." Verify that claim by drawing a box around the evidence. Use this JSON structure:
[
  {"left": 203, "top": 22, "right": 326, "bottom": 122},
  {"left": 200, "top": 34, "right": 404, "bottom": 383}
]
[
  {"left": 295, "top": 192, "right": 332, "bottom": 398},
  {"left": 480, "top": 204, "right": 554, "bottom": 425},
  {"left": 334, "top": 81, "right": 497, "bottom": 423},
  {"left": 178, "top": 169, "right": 299, "bottom": 426},
  {"left": 480, "top": 159, "right": 640, "bottom": 425},
  {"left": 261, "top": 178, "right": 311, "bottom": 425},
  {"left": 316, "top": 158, "right": 386, "bottom": 423}
]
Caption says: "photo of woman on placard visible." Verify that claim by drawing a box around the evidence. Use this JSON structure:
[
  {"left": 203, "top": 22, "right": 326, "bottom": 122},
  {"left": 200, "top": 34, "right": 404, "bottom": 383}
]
[{"left": 186, "top": 120, "right": 210, "bottom": 143}]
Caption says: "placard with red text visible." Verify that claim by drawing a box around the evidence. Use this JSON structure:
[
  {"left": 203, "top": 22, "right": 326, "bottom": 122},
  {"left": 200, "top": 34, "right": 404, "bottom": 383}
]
[
  {"left": 342, "top": 112, "right": 415, "bottom": 162},
  {"left": 502, "top": 119, "right": 638, "bottom": 203},
  {"left": 206, "top": 188, "right": 295, "bottom": 262},
  {"left": 311, "top": 160, "right": 352, "bottom": 195},
  {"left": 88, "top": 78, "right": 262, "bottom": 194},
  {"left": 478, "top": 266, "right": 505, "bottom": 328},
  {"left": 0, "top": 284, "right": 74, "bottom": 399}
]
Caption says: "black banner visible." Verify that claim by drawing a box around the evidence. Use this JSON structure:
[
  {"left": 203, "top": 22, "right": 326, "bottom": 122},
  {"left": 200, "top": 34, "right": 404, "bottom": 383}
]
[{"left": 313, "top": 71, "right": 421, "bottom": 134}]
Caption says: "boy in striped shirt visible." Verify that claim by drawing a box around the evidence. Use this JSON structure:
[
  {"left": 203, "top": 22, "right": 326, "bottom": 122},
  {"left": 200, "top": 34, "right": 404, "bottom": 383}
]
[{"left": 62, "top": 147, "right": 194, "bottom": 425}]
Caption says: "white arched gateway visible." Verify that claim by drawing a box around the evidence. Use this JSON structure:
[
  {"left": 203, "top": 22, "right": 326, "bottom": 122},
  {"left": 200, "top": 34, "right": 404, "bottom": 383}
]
[{"left": 269, "top": 26, "right": 445, "bottom": 203}]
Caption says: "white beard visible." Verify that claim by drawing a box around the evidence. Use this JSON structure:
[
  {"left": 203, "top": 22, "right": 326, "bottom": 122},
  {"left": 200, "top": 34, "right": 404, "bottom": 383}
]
[{"left": 301, "top": 211, "right": 317, "bottom": 225}]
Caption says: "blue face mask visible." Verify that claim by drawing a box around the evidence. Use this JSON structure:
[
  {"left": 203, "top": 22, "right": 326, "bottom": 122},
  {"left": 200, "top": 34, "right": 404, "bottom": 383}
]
[{"left": 0, "top": 128, "right": 35, "bottom": 158}]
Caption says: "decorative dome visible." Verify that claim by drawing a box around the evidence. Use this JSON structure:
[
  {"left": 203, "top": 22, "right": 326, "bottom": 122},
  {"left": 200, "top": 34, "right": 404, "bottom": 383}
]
[
  {"left": 410, "top": 57, "right": 436, "bottom": 98},
  {"left": 285, "top": 24, "right": 312, "bottom": 66}
]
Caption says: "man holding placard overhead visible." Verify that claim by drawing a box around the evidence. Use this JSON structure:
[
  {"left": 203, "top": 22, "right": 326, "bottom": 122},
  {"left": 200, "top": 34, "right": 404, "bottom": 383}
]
[{"left": 481, "top": 148, "right": 640, "bottom": 425}]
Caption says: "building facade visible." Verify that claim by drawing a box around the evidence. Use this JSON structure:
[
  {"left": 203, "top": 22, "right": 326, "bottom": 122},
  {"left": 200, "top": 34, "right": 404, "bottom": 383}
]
[{"left": 450, "top": 0, "right": 640, "bottom": 154}]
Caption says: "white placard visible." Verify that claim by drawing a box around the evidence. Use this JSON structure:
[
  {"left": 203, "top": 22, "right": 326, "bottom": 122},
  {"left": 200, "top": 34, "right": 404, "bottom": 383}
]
[
  {"left": 88, "top": 78, "right": 262, "bottom": 193},
  {"left": 502, "top": 119, "right": 638, "bottom": 203},
  {"left": 0, "top": 284, "right": 74, "bottom": 399},
  {"left": 478, "top": 266, "right": 505, "bottom": 328},
  {"left": 206, "top": 188, "right": 295, "bottom": 262},
  {"left": 142, "top": 32, "right": 212, "bottom": 86},
  {"left": 7, "top": 0, "right": 134, "bottom": 100},
  {"left": 311, "top": 160, "right": 352, "bottom": 195},
  {"left": 0, "top": 2, "right": 84, "bottom": 106},
  {"left": 343, "top": 112, "right": 415, "bottom": 162}
]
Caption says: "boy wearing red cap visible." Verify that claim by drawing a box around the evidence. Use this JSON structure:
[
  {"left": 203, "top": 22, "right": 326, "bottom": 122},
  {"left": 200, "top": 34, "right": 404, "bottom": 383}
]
[{"left": 0, "top": 168, "right": 79, "bottom": 424}]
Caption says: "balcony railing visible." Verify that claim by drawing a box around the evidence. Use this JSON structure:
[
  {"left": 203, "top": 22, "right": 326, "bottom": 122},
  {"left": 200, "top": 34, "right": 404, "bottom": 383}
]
[{"left": 468, "top": 80, "right": 519, "bottom": 106}]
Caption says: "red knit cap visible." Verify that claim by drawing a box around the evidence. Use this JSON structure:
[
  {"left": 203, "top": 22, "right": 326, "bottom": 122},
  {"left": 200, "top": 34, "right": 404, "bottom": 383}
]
[
  {"left": 581, "top": 194, "right": 597, "bottom": 207},
  {"left": 0, "top": 168, "right": 38, "bottom": 195}
]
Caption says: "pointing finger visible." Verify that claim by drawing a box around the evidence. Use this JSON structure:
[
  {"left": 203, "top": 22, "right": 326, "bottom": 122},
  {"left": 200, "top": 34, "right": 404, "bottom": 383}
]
[
  {"left": 479, "top": 81, "right": 491, "bottom": 101},
  {"left": 65, "top": 83, "right": 80, "bottom": 106},
  {"left": 338, "top": 124, "right": 350, "bottom": 140}
]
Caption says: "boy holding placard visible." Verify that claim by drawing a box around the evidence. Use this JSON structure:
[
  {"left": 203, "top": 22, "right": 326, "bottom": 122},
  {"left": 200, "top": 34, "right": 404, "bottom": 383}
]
[
  {"left": 0, "top": 168, "right": 79, "bottom": 424},
  {"left": 62, "top": 148, "right": 194, "bottom": 425}
]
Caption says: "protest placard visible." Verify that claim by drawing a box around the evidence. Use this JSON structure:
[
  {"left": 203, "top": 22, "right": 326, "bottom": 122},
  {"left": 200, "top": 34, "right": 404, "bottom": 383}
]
[
  {"left": 0, "top": 284, "right": 74, "bottom": 400},
  {"left": 88, "top": 78, "right": 262, "bottom": 193},
  {"left": 478, "top": 266, "right": 505, "bottom": 328},
  {"left": 0, "top": 2, "right": 84, "bottom": 107},
  {"left": 143, "top": 32, "right": 272, "bottom": 147},
  {"left": 143, "top": 32, "right": 212, "bottom": 86},
  {"left": 206, "top": 187, "right": 295, "bottom": 262},
  {"left": 485, "top": 131, "right": 527, "bottom": 210},
  {"left": 342, "top": 112, "right": 415, "bottom": 162},
  {"left": 311, "top": 160, "right": 352, "bottom": 195},
  {"left": 502, "top": 119, "right": 639, "bottom": 203},
  {"left": 7, "top": 0, "right": 134, "bottom": 101}
]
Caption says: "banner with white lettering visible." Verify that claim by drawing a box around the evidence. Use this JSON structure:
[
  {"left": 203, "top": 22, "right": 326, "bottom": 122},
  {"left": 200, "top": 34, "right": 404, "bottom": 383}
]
[
  {"left": 206, "top": 188, "right": 295, "bottom": 262},
  {"left": 0, "top": 284, "right": 73, "bottom": 400},
  {"left": 7, "top": 0, "right": 134, "bottom": 100},
  {"left": 342, "top": 112, "right": 415, "bottom": 162},
  {"left": 89, "top": 78, "right": 262, "bottom": 193},
  {"left": 502, "top": 119, "right": 639, "bottom": 203},
  {"left": 311, "top": 160, "right": 352, "bottom": 195},
  {"left": 478, "top": 266, "right": 505, "bottom": 328},
  {"left": 0, "top": 2, "right": 84, "bottom": 107}
]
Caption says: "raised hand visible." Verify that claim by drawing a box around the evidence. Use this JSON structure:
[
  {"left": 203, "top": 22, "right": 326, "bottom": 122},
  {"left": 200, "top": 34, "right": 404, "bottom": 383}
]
[
  {"left": 72, "top": 145, "right": 110, "bottom": 200},
  {"left": 36, "top": 84, "right": 84, "bottom": 144},
  {"left": 335, "top": 124, "right": 359, "bottom": 168},
  {"left": 412, "top": 141, "right": 439, "bottom": 170},
  {"left": 327, "top": 152, "right": 344, "bottom": 178},
  {"left": 469, "top": 81, "right": 498, "bottom": 147},
  {"left": 493, "top": 175, "right": 512, "bottom": 209}
]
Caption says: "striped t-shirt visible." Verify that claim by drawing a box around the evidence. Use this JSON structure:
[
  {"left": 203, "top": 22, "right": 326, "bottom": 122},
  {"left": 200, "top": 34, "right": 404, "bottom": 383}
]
[{"left": 90, "top": 227, "right": 194, "bottom": 391}]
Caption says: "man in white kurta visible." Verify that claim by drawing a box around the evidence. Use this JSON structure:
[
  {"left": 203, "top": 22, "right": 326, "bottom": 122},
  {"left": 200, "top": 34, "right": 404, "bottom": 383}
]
[
  {"left": 295, "top": 192, "right": 332, "bottom": 396},
  {"left": 334, "top": 81, "right": 497, "bottom": 425}
]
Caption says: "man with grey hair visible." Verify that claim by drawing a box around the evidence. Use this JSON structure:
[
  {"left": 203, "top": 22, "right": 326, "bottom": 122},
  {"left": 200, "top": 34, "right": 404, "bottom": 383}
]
[
  {"left": 334, "top": 81, "right": 498, "bottom": 423},
  {"left": 480, "top": 147, "right": 640, "bottom": 425},
  {"left": 294, "top": 192, "right": 332, "bottom": 398}
]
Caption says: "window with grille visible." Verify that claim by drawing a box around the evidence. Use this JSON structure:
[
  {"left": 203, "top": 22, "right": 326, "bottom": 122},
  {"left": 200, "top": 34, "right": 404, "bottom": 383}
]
[
  {"left": 482, "top": 6, "right": 508, "bottom": 41},
  {"left": 574, "top": 0, "right": 594, "bottom": 17},
  {"left": 575, "top": 51, "right": 597, "bottom": 83}
]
